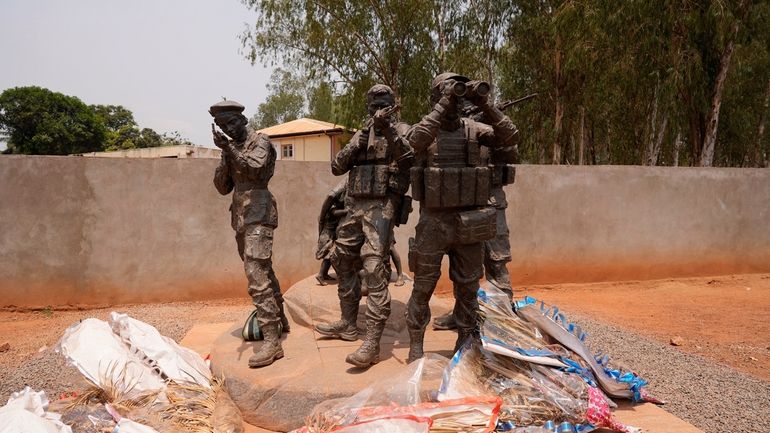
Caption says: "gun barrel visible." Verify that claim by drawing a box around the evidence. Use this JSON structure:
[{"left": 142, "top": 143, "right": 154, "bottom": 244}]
[{"left": 497, "top": 93, "right": 539, "bottom": 111}]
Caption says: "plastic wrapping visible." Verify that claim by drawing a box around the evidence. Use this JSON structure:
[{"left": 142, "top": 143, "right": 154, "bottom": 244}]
[
  {"left": 296, "top": 355, "right": 501, "bottom": 433},
  {"left": 440, "top": 344, "right": 640, "bottom": 433},
  {"left": 109, "top": 312, "right": 211, "bottom": 388},
  {"left": 514, "top": 296, "right": 659, "bottom": 403},
  {"left": 440, "top": 343, "right": 591, "bottom": 428},
  {"left": 54, "top": 314, "right": 246, "bottom": 433},
  {"left": 56, "top": 318, "right": 166, "bottom": 398},
  {"left": 58, "top": 403, "right": 114, "bottom": 433},
  {"left": 478, "top": 287, "right": 570, "bottom": 368},
  {"left": 332, "top": 416, "right": 431, "bottom": 433},
  {"left": 0, "top": 387, "right": 73, "bottom": 433}
]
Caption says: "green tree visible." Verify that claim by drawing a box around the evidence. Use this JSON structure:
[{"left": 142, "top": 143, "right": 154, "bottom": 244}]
[
  {"left": 308, "top": 81, "right": 335, "bottom": 123},
  {"left": 241, "top": 0, "right": 441, "bottom": 126},
  {"left": 0, "top": 86, "right": 106, "bottom": 155},
  {"left": 250, "top": 69, "right": 307, "bottom": 129},
  {"left": 91, "top": 104, "right": 137, "bottom": 131}
]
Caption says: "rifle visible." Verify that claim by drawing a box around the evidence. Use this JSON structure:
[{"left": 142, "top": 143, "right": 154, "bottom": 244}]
[
  {"left": 495, "top": 93, "right": 539, "bottom": 111},
  {"left": 364, "top": 103, "right": 402, "bottom": 130}
]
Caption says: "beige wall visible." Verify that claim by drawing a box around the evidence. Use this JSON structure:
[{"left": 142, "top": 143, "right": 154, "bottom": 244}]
[
  {"left": 271, "top": 134, "right": 333, "bottom": 162},
  {"left": 80, "top": 145, "right": 221, "bottom": 159},
  {"left": 1, "top": 156, "right": 769, "bottom": 307}
]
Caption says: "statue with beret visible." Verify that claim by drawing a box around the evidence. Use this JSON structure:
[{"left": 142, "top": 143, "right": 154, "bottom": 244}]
[{"left": 210, "top": 100, "right": 289, "bottom": 368}]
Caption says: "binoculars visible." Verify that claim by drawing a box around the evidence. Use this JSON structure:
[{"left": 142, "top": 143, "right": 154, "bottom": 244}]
[{"left": 442, "top": 79, "right": 491, "bottom": 98}]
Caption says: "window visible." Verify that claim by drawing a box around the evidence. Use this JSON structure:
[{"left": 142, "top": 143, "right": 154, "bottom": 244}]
[{"left": 281, "top": 144, "right": 294, "bottom": 159}]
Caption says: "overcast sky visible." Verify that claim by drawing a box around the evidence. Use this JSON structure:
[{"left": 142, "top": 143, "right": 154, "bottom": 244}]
[{"left": 0, "top": 0, "right": 272, "bottom": 148}]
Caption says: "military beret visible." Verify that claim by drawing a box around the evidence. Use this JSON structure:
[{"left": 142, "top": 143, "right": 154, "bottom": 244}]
[{"left": 209, "top": 100, "right": 245, "bottom": 117}]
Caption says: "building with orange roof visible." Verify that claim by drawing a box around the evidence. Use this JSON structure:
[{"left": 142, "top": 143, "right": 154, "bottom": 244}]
[{"left": 257, "top": 118, "right": 355, "bottom": 161}]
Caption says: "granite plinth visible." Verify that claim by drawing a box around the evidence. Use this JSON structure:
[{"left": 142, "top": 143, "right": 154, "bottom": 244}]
[{"left": 209, "top": 275, "right": 455, "bottom": 432}]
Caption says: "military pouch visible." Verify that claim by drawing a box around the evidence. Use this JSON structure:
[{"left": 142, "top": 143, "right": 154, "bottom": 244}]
[
  {"left": 388, "top": 166, "right": 410, "bottom": 195},
  {"left": 454, "top": 207, "right": 497, "bottom": 244},
  {"left": 397, "top": 195, "right": 413, "bottom": 226},
  {"left": 348, "top": 165, "right": 390, "bottom": 198},
  {"left": 245, "top": 226, "right": 274, "bottom": 260},
  {"left": 410, "top": 167, "right": 424, "bottom": 202},
  {"left": 418, "top": 166, "right": 492, "bottom": 209},
  {"left": 491, "top": 165, "right": 505, "bottom": 188},
  {"left": 502, "top": 164, "right": 516, "bottom": 185}
]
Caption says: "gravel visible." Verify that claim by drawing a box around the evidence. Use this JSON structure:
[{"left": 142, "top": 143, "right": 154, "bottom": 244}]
[
  {"left": 569, "top": 312, "right": 770, "bottom": 433},
  {"left": 1, "top": 300, "right": 768, "bottom": 433}
]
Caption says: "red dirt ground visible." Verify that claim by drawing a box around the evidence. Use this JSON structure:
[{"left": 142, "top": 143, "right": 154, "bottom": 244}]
[
  {"left": 1, "top": 273, "right": 769, "bottom": 382},
  {"left": 515, "top": 273, "right": 770, "bottom": 381}
]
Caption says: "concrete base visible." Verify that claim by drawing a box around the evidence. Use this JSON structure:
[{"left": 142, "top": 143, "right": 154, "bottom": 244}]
[
  {"left": 190, "top": 275, "right": 704, "bottom": 433},
  {"left": 208, "top": 275, "right": 455, "bottom": 432}
]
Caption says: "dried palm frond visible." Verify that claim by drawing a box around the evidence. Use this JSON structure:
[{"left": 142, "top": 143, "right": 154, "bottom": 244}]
[{"left": 65, "top": 361, "right": 161, "bottom": 413}]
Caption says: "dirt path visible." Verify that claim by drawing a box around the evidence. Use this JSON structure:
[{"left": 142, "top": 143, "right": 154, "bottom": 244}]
[
  {"left": 2, "top": 274, "right": 767, "bottom": 384},
  {"left": 514, "top": 273, "right": 770, "bottom": 381}
]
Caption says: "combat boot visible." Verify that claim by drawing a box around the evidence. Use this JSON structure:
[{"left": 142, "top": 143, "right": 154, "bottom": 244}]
[
  {"left": 345, "top": 321, "right": 384, "bottom": 368},
  {"left": 407, "top": 328, "right": 425, "bottom": 363},
  {"left": 454, "top": 327, "right": 478, "bottom": 353},
  {"left": 315, "top": 301, "right": 358, "bottom": 341},
  {"left": 248, "top": 323, "right": 284, "bottom": 368},
  {"left": 432, "top": 310, "right": 457, "bottom": 330}
]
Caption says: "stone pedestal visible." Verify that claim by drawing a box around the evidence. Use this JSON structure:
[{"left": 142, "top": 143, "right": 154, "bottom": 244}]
[{"left": 210, "top": 275, "right": 455, "bottom": 432}]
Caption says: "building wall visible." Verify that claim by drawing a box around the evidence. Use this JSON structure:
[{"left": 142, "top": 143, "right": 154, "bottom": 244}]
[
  {"left": 80, "top": 145, "right": 221, "bottom": 159},
  {"left": 1, "top": 156, "right": 769, "bottom": 307},
  {"left": 271, "top": 134, "right": 333, "bottom": 162}
]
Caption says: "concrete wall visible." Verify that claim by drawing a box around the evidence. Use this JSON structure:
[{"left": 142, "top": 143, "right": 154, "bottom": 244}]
[
  {"left": 1, "top": 156, "right": 768, "bottom": 307},
  {"left": 81, "top": 145, "right": 222, "bottom": 159}
]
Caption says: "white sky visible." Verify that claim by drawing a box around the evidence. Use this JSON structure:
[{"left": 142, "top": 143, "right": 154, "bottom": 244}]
[{"left": 0, "top": 0, "right": 273, "bottom": 148}]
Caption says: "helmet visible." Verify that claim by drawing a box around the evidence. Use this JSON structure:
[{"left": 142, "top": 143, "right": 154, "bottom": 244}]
[
  {"left": 366, "top": 84, "right": 395, "bottom": 107},
  {"left": 431, "top": 72, "right": 469, "bottom": 104}
]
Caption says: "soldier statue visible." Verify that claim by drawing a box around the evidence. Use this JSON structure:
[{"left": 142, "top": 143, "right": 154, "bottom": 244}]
[
  {"left": 315, "top": 179, "right": 348, "bottom": 285},
  {"left": 314, "top": 84, "right": 414, "bottom": 368},
  {"left": 433, "top": 103, "right": 519, "bottom": 330},
  {"left": 405, "top": 73, "right": 519, "bottom": 362},
  {"left": 210, "top": 100, "right": 289, "bottom": 368}
]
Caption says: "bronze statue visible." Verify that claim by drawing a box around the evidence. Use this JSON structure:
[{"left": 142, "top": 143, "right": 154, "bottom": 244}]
[
  {"left": 314, "top": 84, "right": 414, "bottom": 368},
  {"left": 210, "top": 100, "right": 289, "bottom": 368},
  {"left": 316, "top": 179, "right": 348, "bottom": 285},
  {"left": 433, "top": 102, "right": 519, "bottom": 330},
  {"left": 405, "top": 73, "right": 519, "bottom": 362}
]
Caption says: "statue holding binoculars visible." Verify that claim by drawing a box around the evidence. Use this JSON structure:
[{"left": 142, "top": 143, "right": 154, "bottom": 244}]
[{"left": 404, "top": 72, "right": 520, "bottom": 362}]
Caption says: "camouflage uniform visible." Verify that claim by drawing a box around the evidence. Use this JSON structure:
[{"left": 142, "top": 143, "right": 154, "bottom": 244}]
[
  {"left": 214, "top": 129, "right": 284, "bottom": 326},
  {"left": 482, "top": 145, "right": 516, "bottom": 297},
  {"left": 315, "top": 85, "right": 413, "bottom": 368},
  {"left": 315, "top": 180, "right": 349, "bottom": 284},
  {"left": 211, "top": 100, "right": 285, "bottom": 368},
  {"left": 406, "top": 73, "right": 519, "bottom": 361}
]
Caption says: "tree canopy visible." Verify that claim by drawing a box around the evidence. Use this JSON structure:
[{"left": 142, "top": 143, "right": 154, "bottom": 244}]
[
  {"left": 0, "top": 86, "right": 106, "bottom": 155},
  {"left": 241, "top": 0, "right": 770, "bottom": 167},
  {"left": 0, "top": 86, "right": 193, "bottom": 155}
]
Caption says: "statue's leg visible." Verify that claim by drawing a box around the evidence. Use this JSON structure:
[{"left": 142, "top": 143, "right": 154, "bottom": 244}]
[
  {"left": 406, "top": 212, "right": 446, "bottom": 362},
  {"left": 346, "top": 203, "right": 393, "bottom": 367},
  {"left": 448, "top": 241, "right": 484, "bottom": 353},
  {"left": 243, "top": 225, "right": 284, "bottom": 368},
  {"left": 483, "top": 207, "right": 513, "bottom": 299},
  {"left": 315, "top": 212, "right": 363, "bottom": 340}
]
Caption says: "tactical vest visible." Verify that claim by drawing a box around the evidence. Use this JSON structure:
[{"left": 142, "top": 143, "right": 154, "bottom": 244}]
[
  {"left": 347, "top": 129, "right": 393, "bottom": 198},
  {"left": 480, "top": 146, "right": 516, "bottom": 188},
  {"left": 411, "top": 120, "right": 491, "bottom": 209}
]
